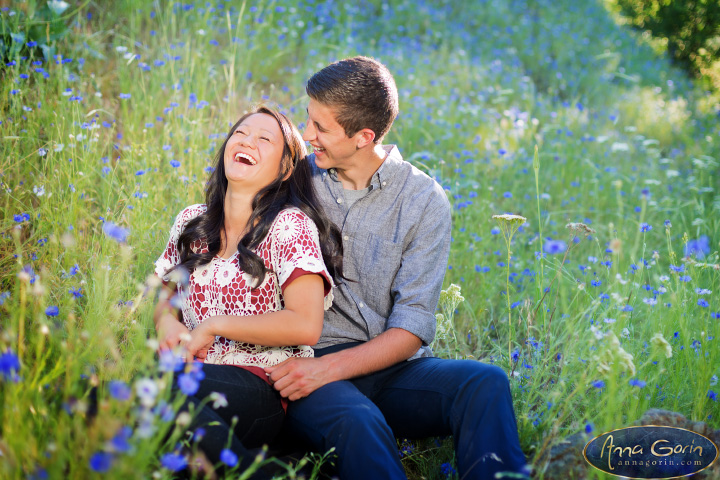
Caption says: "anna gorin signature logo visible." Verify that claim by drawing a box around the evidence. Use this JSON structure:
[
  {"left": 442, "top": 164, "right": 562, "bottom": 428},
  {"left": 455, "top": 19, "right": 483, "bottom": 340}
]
[{"left": 584, "top": 426, "right": 718, "bottom": 479}]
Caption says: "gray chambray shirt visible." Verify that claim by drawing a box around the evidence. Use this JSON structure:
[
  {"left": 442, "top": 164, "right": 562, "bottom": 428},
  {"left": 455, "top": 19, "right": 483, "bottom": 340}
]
[{"left": 309, "top": 145, "right": 452, "bottom": 359}]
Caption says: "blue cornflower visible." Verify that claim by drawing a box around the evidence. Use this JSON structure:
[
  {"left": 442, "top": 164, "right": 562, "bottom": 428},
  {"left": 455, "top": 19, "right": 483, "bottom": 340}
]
[
  {"left": 102, "top": 222, "right": 129, "bottom": 243},
  {"left": 698, "top": 299, "right": 709, "bottom": 308},
  {"left": 161, "top": 452, "right": 187, "bottom": 472},
  {"left": 679, "top": 275, "right": 691, "bottom": 282},
  {"left": 502, "top": 191, "right": 512, "bottom": 198},
  {"left": 709, "top": 390, "right": 718, "bottom": 402},
  {"left": 109, "top": 380, "right": 131, "bottom": 401},
  {"left": 543, "top": 239, "right": 567, "bottom": 254},
  {"left": 592, "top": 380, "right": 605, "bottom": 389},
  {"left": 119, "top": 93, "right": 131, "bottom": 99},
  {"left": 27, "top": 41, "right": 38, "bottom": 48},
  {"left": 69, "top": 287, "right": 83, "bottom": 298},
  {"left": 38, "top": 148, "right": 48, "bottom": 157},
  {"left": 711, "top": 312, "right": 720, "bottom": 319},
  {"left": 629, "top": 379, "right": 646, "bottom": 388},
  {"left": 511, "top": 350, "right": 520, "bottom": 362},
  {"left": 591, "top": 280, "right": 601, "bottom": 287},
  {"left": 491, "top": 227, "right": 500, "bottom": 235},
  {"left": 220, "top": 449, "right": 238, "bottom": 467},
  {"left": 440, "top": 462, "right": 457, "bottom": 478},
  {"left": 639, "top": 223, "right": 652, "bottom": 233},
  {"left": 204, "top": 166, "right": 215, "bottom": 173},
  {"left": 169, "top": 160, "right": 181, "bottom": 168},
  {"left": 0, "top": 349, "right": 21, "bottom": 381},
  {"left": 109, "top": 426, "right": 133, "bottom": 453},
  {"left": 158, "top": 350, "right": 183, "bottom": 372},
  {"left": 45, "top": 306, "right": 59, "bottom": 317},
  {"left": 685, "top": 236, "right": 710, "bottom": 259},
  {"left": 89, "top": 451, "right": 113, "bottom": 472},
  {"left": 177, "top": 372, "right": 199, "bottom": 396},
  {"left": 664, "top": 220, "right": 671, "bottom": 228},
  {"left": 669, "top": 264, "right": 685, "bottom": 273},
  {"left": 0, "top": 291, "right": 9, "bottom": 306},
  {"left": 69, "top": 264, "right": 80, "bottom": 275},
  {"left": 585, "top": 423, "right": 593, "bottom": 434},
  {"left": 621, "top": 305, "right": 634, "bottom": 312}
]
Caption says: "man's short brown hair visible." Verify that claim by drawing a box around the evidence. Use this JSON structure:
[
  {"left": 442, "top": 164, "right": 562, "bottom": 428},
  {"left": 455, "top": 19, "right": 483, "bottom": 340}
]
[{"left": 306, "top": 56, "right": 399, "bottom": 143}]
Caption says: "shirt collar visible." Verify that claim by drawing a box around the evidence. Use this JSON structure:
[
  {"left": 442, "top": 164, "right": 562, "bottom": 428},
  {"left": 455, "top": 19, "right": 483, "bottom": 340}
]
[{"left": 322, "top": 145, "right": 402, "bottom": 190}]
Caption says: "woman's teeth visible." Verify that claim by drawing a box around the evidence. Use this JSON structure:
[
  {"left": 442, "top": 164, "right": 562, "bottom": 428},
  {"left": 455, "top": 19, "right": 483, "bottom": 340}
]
[{"left": 234, "top": 153, "right": 257, "bottom": 165}]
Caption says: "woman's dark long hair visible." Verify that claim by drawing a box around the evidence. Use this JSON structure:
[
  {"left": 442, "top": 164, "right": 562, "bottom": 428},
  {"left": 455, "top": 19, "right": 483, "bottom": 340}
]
[{"left": 173, "top": 106, "right": 342, "bottom": 287}]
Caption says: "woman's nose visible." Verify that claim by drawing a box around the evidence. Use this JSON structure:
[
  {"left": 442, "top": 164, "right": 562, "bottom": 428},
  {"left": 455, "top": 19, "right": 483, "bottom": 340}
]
[{"left": 239, "top": 133, "right": 257, "bottom": 149}]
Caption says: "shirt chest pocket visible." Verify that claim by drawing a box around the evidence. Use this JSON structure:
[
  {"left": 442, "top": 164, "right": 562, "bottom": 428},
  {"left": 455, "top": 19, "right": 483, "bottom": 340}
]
[{"left": 354, "top": 233, "right": 402, "bottom": 297}]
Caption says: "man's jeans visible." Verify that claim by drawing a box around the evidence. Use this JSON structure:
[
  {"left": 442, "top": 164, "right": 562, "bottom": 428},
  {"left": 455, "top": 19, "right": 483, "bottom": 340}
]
[{"left": 285, "top": 344, "right": 527, "bottom": 479}]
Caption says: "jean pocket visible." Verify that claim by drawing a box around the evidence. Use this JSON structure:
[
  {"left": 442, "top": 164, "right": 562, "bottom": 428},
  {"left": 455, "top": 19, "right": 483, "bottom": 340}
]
[{"left": 240, "top": 408, "right": 285, "bottom": 448}]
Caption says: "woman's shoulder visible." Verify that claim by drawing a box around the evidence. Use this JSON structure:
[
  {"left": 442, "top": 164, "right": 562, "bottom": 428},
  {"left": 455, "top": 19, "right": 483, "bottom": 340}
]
[
  {"left": 268, "top": 207, "right": 316, "bottom": 239},
  {"left": 175, "top": 204, "right": 207, "bottom": 224}
]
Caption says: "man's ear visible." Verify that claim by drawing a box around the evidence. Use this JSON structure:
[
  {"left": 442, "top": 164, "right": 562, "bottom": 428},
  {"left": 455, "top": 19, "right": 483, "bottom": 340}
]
[{"left": 355, "top": 128, "right": 376, "bottom": 149}]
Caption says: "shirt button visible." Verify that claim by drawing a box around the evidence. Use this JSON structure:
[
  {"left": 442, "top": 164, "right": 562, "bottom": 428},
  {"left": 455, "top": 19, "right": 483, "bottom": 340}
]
[
  {"left": 343, "top": 235, "right": 349, "bottom": 241},
  {"left": 382, "top": 181, "right": 387, "bottom": 186},
  {"left": 359, "top": 303, "right": 365, "bottom": 308},
  {"left": 336, "top": 198, "right": 343, "bottom": 204}
]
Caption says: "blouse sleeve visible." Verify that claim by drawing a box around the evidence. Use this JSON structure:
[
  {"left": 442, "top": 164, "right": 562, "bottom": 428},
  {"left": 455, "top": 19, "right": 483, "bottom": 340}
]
[
  {"left": 154, "top": 204, "right": 205, "bottom": 282},
  {"left": 270, "top": 209, "right": 335, "bottom": 310}
]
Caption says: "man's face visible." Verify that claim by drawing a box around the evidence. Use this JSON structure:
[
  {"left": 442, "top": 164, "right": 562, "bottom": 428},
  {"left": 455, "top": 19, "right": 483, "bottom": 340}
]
[{"left": 303, "top": 98, "right": 359, "bottom": 171}]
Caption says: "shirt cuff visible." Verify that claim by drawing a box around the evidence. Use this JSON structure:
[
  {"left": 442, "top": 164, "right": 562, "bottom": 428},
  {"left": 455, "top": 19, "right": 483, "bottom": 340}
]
[
  {"left": 386, "top": 304, "right": 436, "bottom": 346},
  {"left": 281, "top": 267, "right": 332, "bottom": 297}
]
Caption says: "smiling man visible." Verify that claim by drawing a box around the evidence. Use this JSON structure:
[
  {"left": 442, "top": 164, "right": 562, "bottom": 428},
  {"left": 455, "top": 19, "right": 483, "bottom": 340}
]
[{"left": 265, "top": 56, "right": 528, "bottom": 479}]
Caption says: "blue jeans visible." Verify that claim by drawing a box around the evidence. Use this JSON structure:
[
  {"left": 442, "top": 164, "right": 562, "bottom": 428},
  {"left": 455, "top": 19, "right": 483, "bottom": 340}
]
[
  {"left": 178, "top": 364, "right": 283, "bottom": 478},
  {"left": 285, "top": 344, "right": 527, "bottom": 479}
]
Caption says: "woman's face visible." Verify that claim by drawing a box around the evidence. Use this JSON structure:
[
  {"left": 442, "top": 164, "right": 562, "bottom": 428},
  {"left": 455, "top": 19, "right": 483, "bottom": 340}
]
[{"left": 223, "top": 113, "right": 286, "bottom": 190}]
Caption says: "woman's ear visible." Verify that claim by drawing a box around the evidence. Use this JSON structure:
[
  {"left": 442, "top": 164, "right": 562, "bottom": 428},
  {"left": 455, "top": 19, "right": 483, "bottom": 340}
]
[{"left": 355, "top": 128, "right": 376, "bottom": 149}]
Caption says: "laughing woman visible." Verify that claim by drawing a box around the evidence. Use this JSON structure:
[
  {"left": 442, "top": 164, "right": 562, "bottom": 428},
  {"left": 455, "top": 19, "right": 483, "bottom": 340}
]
[{"left": 152, "top": 106, "right": 342, "bottom": 476}]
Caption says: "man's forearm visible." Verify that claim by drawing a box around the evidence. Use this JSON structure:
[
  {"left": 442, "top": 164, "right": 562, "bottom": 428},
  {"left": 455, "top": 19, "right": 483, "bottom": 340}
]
[{"left": 321, "top": 328, "right": 422, "bottom": 382}]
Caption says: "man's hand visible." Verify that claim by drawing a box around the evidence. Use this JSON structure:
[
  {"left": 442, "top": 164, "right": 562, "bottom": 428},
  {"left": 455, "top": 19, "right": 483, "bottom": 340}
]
[
  {"left": 265, "top": 357, "right": 334, "bottom": 401},
  {"left": 156, "top": 313, "right": 190, "bottom": 351}
]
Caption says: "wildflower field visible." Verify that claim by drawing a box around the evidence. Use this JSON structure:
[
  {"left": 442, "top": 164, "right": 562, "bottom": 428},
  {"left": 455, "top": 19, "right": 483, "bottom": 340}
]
[{"left": 1, "top": 0, "right": 719, "bottom": 478}]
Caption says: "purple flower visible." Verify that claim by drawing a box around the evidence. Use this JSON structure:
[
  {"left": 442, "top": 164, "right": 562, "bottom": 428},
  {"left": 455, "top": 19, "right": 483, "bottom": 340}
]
[
  {"left": 543, "top": 239, "right": 567, "bottom": 254},
  {"left": 109, "top": 426, "right": 133, "bottom": 453},
  {"left": 220, "top": 449, "right": 238, "bottom": 467},
  {"left": 158, "top": 350, "right": 183, "bottom": 372},
  {"left": 685, "top": 236, "right": 710, "bottom": 259},
  {"left": 102, "top": 222, "right": 129, "bottom": 243},
  {"left": 89, "top": 451, "right": 113, "bottom": 472},
  {"left": 160, "top": 452, "right": 187, "bottom": 472},
  {"left": 109, "top": 380, "right": 131, "bottom": 401},
  {"left": 177, "top": 373, "right": 199, "bottom": 396},
  {"left": 0, "top": 349, "right": 21, "bottom": 381},
  {"left": 45, "top": 306, "right": 59, "bottom": 317}
]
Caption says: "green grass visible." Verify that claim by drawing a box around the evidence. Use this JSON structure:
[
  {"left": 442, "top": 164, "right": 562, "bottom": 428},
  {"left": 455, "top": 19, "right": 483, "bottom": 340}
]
[{"left": 0, "top": 0, "right": 718, "bottom": 478}]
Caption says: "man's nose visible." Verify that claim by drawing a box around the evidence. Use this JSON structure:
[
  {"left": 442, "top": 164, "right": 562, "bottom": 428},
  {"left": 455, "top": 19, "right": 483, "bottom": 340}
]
[{"left": 302, "top": 120, "right": 314, "bottom": 142}]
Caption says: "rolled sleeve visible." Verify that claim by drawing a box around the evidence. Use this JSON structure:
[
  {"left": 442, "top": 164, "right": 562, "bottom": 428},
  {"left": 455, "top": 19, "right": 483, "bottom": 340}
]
[{"left": 385, "top": 193, "right": 452, "bottom": 346}]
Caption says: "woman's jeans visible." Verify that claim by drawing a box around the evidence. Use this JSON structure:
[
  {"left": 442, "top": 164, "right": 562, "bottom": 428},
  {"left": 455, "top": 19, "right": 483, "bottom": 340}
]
[
  {"left": 178, "top": 363, "right": 284, "bottom": 475},
  {"left": 284, "top": 344, "right": 528, "bottom": 479}
]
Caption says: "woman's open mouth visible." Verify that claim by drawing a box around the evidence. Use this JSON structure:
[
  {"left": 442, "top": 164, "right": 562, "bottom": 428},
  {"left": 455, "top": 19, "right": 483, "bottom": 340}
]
[{"left": 234, "top": 152, "right": 257, "bottom": 165}]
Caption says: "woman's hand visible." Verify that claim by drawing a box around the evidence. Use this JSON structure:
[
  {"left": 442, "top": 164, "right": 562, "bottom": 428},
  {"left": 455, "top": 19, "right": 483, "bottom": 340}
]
[
  {"left": 157, "top": 313, "right": 191, "bottom": 351},
  {"left": 185, "top": 319, "right": 217, "bottom": 362}
]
